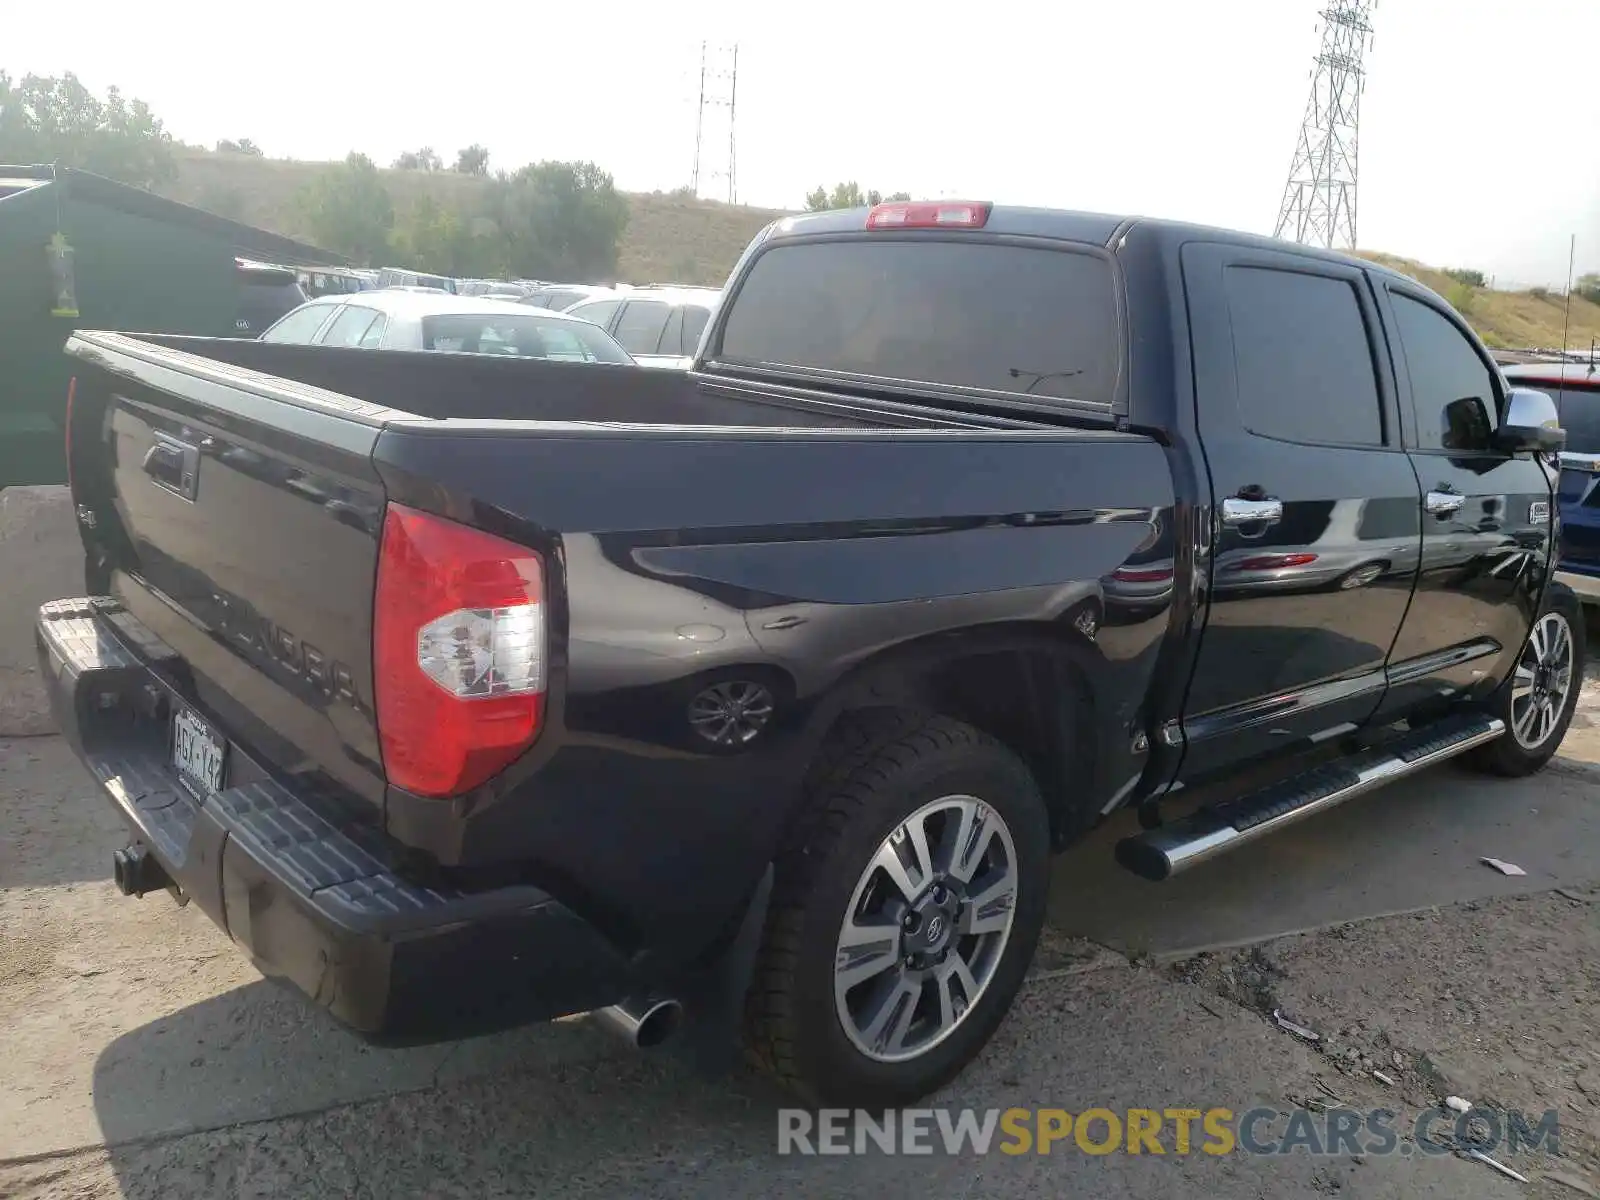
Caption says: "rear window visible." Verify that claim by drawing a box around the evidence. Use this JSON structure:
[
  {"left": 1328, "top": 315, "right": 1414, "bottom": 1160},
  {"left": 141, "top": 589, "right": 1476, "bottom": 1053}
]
[
  {"left": 717, "top": 239, "right": 1119, "bottom": 407},
  {"left": 419, "top": 313, "right": 632, "bottom": 364},
  {"left": 1547, "top": 382, "right": 1600, "bottom": 455}
]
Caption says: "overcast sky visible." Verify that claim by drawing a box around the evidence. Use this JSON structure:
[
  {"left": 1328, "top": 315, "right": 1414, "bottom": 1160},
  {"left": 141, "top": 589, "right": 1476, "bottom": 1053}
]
[{"left": 6, "top": 0, "right": 1597, "bottom": 284}]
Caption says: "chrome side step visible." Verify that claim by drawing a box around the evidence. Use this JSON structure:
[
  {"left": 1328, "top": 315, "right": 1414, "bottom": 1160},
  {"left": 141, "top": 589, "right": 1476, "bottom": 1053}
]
[{"left": 1116, "top": 713, "right": 1506, "bottom": 882}]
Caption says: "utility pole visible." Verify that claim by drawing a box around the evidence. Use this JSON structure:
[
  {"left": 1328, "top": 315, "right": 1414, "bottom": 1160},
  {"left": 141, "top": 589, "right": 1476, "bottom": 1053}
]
[
  {"left": 1274, "top": 2, "right": 1378, "bottom": 250},
  {"left": 691, "top": 42, "right": 739, "bottom": 204}
]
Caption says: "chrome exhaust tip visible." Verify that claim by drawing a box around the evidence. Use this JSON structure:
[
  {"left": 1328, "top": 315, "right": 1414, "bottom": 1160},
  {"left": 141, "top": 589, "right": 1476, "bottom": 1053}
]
[{"left": 593, "top": 997, "right": 683, "bottom": 1049}]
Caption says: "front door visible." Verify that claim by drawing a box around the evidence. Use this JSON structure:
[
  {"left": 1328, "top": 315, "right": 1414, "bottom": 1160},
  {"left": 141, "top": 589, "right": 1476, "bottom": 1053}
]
[
  {"left": 1376, "top": 283, "right": 1554, "bottom": 712},
  {"left": 1178, "top": 243, "right": 1423, "bottom": 782}
]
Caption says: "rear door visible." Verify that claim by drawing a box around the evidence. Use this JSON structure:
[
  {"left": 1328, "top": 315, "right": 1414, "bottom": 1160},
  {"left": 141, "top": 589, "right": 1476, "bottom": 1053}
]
[
  {"left": 1178, "top": 243, "right": 1422, "bottom": 779},
  {"left": 1377, "top": 284, "right": 1553, "bottom": 706}
]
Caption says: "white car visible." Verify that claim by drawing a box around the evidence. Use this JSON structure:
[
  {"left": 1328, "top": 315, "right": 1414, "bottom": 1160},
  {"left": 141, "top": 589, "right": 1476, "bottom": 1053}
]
[
  {"left": 566, "top": 286, "right": 720, "bottom": 370},
  {"left": 258, "top": 290, "right": 635, "bottom": 365}
]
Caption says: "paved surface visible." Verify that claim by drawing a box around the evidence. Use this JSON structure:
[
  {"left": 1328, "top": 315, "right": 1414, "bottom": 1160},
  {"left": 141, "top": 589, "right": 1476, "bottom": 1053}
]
[
  {"left": 3, "top": 487, "right": 1600, "bottom": 1197},
  {"left": 0, "top": 486, "right": 80, "bottom": 735}
]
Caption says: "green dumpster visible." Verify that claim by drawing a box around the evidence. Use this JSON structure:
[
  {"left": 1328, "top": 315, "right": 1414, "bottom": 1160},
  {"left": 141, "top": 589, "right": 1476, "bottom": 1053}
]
[{"left": 0, "top": 165, "right": 344, "bottom": 489}]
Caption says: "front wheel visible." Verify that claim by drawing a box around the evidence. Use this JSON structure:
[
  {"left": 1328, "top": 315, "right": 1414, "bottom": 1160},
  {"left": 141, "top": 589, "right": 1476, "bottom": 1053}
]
[
  {"left": 745, "top": 712, "right": 1050, "bottom": 1107},
  {"left": 1466, "top": 584, "right": 1586, "bottom": 776}
]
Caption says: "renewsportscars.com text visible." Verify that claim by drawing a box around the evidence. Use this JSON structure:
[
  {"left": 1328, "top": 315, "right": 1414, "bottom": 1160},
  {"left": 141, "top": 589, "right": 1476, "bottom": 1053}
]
[{"left": 777, "top": 1106, "right": 1561, "bottom": 1158}]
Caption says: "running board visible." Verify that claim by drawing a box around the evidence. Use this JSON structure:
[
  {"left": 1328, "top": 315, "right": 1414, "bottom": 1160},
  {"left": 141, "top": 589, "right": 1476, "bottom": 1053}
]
[{"left": 1116, "top": 713, "right": 1506, "bottom": 882}]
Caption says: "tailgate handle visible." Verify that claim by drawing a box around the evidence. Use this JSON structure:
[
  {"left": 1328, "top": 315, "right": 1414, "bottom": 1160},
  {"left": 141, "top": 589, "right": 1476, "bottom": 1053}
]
[{"left": 143, "top": 434, "right": 200, "bottom": 502}]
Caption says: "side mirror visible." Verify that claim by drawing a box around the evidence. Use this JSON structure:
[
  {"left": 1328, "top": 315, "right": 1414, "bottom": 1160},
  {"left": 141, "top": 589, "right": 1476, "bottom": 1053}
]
[{"left": 1496, "top": 387, "right": 1565, "bottom": 454}]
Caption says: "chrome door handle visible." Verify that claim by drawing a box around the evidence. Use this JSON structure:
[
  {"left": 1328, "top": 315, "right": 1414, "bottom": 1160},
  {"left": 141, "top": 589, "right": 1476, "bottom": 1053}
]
[
  {"left": 1221, "top": 497, "right": 1284, "bottom": 526},
  {"left": 1424, "top": 490, "right": 1465, "bottom": 517}
]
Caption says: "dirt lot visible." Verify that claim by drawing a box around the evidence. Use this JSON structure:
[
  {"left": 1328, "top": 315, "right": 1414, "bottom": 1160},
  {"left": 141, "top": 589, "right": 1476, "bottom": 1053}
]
[{"left": 3, "top": 486, "right": 1600, "bottom": 1198}]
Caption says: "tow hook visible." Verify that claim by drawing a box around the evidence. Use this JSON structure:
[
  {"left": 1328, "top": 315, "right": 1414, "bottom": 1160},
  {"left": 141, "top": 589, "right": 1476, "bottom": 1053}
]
[{"left": 111, "top": 844, "right": 172, "bottom": 898}]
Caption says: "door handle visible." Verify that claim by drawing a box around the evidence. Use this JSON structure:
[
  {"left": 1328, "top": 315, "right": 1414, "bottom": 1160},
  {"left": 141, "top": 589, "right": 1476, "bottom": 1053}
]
[
  {"left": 1221, "top": 497, "right": 1284, "bottom": 526},
  {"left": 143, "top": 433, "right": 200, "bottom": 502},
  {"left": 1424, "top": 490, "right": 1465, "bottom": 517}
]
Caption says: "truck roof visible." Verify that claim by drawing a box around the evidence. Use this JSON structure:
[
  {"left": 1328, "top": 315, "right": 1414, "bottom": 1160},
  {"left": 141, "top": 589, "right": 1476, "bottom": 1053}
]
[{"left": 765, "top": 203, "right": 1415, "bottom": 284}]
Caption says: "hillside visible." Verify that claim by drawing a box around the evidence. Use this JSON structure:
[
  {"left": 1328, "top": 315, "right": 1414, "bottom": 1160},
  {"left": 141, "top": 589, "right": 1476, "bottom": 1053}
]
[
  {"left": 160, "top": 150, "right": 1600, "bottom": 351},
  {"left": 1358, "top": 252, "right": 1600, "bottom": 354},
  {"left": 160, "top": 148, "right": 786, "bottom": 287}
]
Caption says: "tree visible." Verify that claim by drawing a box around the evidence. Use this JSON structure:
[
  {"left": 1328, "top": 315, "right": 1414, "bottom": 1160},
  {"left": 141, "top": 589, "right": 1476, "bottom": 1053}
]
[
  {"left": 294, "top": 152, "right": 395, "bottom": 264},
  {"left": 393, "top": 146, "right": 442, "bottom": 171},
  {"left": 0, "top": 70, "right": 174, "bottom": 187},
  {"left": 1444, "top": 267, "right": 1486, "bottom": 289},
  {"left": 1577, "top": 273, "right": 1600, "bottom": 305},
  {"left": 482, "top": 161, "right": 629, "bottom": 280},
  {"left": 390, "top": 193, "right": 502, "bottom": 277},
  {"left": 216, "top": 138, "right": 262, "bottom": 155},
  {"left": 803, "top": 182, "right": 910, "bottom": 211},
  {"left": 455, "top": 144, "right": 490, "bottom": 175}
]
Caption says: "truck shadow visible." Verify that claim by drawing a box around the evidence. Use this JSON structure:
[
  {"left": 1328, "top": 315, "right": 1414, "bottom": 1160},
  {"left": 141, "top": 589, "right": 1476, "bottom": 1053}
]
[{"left": 83, "top": 982, "right": 952, "bottom": 1197}]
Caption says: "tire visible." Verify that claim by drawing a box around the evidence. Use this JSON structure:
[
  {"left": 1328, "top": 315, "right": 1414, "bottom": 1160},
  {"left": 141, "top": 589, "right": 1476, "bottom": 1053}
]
[
  {"left": 744, "top": 711, "right": 1050, "bottom": 1107},
  {"left": 1466, "top": 583, "right": 1586, "bottom": 777},
  {"left": 1333, "top": 559, "right": 1388, "bottom": 591}
]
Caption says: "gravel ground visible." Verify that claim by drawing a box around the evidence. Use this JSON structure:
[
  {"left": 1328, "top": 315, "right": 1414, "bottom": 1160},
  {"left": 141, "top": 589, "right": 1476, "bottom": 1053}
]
[{"left": 4, "top": 891, "right": 1599, "bottom": 1199}]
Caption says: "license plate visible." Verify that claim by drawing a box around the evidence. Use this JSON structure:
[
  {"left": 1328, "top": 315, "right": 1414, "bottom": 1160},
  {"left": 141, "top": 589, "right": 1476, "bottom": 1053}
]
[{"left": 172, "top": 707, "right": 226, "bottom": 798}]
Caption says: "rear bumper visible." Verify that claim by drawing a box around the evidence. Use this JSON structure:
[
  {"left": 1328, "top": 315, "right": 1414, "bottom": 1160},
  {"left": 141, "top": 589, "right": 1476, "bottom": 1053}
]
[
  {"left": 35, "top": 597, "right": 637, "bottom": 1043},
  {"left": 1555, "top": 569, "right": 1600, "bottom": 605}
]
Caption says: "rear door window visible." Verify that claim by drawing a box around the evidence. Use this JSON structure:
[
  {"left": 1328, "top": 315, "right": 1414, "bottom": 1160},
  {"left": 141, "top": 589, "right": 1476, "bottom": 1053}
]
[
  {"left": 318, "top": 305, "right": 383, "bottom": 348},
  {"left": 718, "top": 239, "right": 1119, "bottom": 406},
  {"left": 658, "top": 309, "right": 684, "bottom": 356},
  {"left": 680, "top": 304, "right": 712, "bottom": 355},
  {"left": 1224, "top": 266, "right": 1384, "bottom": 447},
  {"left": 612, "top": 301, "right": 673, "bottom": 355}
]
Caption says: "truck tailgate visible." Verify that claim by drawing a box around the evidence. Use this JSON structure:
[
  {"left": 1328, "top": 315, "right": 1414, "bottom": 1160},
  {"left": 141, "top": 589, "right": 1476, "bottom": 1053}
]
[{"left": 69, "top": 333, "right": 391, "bottom": 822}]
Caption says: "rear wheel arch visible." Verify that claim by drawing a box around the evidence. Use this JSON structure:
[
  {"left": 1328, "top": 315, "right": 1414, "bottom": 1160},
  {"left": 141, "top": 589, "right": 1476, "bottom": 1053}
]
[{"left": 792, "top": 625, "right": 1109, "bottom": 851}]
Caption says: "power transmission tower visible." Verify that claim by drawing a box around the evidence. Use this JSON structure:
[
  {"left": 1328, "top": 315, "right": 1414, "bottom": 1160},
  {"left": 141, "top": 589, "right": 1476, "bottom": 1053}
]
[
  {"left": 1273, "top": 2, "right": 1377, "bottom": 250},
  {"left": 691, "top": 42, "right": 739, "bottom": 204}
]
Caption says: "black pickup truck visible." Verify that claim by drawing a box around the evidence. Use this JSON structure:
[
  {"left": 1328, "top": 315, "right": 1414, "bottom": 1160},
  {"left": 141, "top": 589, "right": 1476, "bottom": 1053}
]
[{"left": 40, "top": 201, "right": 1580, "bottom": 1107}]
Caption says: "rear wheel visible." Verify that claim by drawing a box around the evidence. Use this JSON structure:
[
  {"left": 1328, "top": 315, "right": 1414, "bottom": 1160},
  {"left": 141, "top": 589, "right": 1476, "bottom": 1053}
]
[
  {"left": 745, "top": 712, "right": 1050, "bottom": 1107},
  {"left": 1466, "top": 585, "right": 1585, "bottom": 777}
]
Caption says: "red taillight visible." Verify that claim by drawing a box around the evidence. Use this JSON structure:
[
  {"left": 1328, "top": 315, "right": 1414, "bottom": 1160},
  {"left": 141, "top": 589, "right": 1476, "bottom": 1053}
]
[
  {"left": 1229, "top": 553, "right": 1319, "bottom": 572},
  {"left": 373, "top": 503, "right": 546, "bottom": 798},
  {"left": 64, "top": 375, "right": 77, "bottom": 495},
  {"left": 865, "top": 200, "right": 991, "bottom": 230},
  {"left": 1112, "top": 565, "right": 1175, "bottom": 583}
]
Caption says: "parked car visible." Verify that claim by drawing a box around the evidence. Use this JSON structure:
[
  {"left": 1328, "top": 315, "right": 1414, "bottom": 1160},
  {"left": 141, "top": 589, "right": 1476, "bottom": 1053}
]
[
  {"left": 1502, "top": 359, "right": 1600, "bottom": 603},
  {"left": 519, "top": 283, "right": 617, "bottom": 312},
  {"left": 232, "top": 259, "right": 310, "bottom": 338},
  {"left": 46, "top": 200, "right": 1577, "bottom": 1110},
  {"left": 567, "top": 285, "right": 720, "bottom": 369},
  {"left": 258, "top": 290, "right": 634, "bottom": 364},
  {"left": 375, "top": 266, "right": 457, "bottom": 293},
  {"left": 296, "top": 266, "right": 377, "bottom": 299}
]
